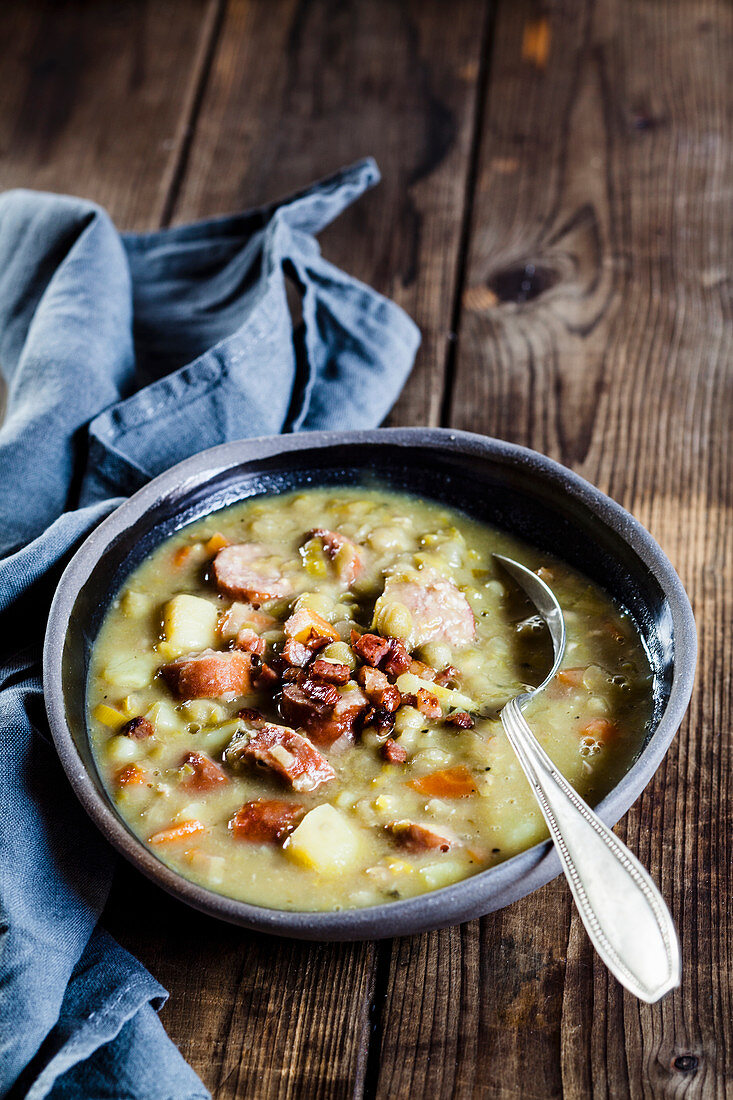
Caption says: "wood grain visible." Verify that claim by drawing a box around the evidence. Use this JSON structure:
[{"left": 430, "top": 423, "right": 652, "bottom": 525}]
[
  {"left": 0, "top": 0, "right": 219, "bottom": 229},
  {"left": 172, "top": 0, "right": 492, "bottom": 427},
  {"left": 374, "top": 0, "right": 732, "bottom": 1096}
]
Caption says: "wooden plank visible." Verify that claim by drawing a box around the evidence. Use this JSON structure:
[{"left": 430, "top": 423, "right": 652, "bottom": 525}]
[
  {"left": 0, "top": 0, "right": 219, "bottom": 230},
  {"left": 172, "top": 0, "right": 492, "bottom": 427},
  {"left": 375, "top": 0, "right": 733, "bottom": 1096}
]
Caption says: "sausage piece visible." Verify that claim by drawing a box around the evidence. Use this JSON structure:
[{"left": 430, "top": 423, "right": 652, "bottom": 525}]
[
  {"left": 377, "top": 570, "right": 475, "bottom": 649},
  {"left": 229, "top": 799, "right": 306, "bottom": 842},
  {"left": 381, "top": 738, "right": 408, "bottom": 764},
  {"left": 161, "top": 648, "right": 253, "bottom": 699},
  {"left": 214, "top": 543, "right": 293, "bottom": 604},
  {"left": 226, "top": 723, "right": 336, "bottom": 792}
]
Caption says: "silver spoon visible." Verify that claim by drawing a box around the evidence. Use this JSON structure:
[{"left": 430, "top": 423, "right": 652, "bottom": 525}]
[{"left": 492, "top": 554, "right": 680, "bottom": 1002}]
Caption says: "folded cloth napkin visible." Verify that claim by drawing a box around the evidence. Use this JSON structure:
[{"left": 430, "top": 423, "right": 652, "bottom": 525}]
[{"left": 0, "top": 158, "right": 419, "bottom": 1099}]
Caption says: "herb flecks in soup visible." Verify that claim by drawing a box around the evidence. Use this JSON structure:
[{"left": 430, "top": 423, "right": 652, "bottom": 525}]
[{"left": 88, "top": 489, "right": 653, "bottom": 911}]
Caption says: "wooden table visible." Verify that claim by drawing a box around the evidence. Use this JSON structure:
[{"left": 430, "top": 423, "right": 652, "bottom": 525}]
[{"left": 2, "top": 1, "right": 730, "bottom": 1095}]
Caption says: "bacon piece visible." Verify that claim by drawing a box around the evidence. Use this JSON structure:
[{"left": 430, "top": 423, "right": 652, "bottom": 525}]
[
  {"left": 230, "top": 799, "right": 306, "bottom": 843},
  {"left": 234, "top": 628, "right": 265, "bottom": 656},
  {"left": 228, "top": 723, "right": 335, "bottom": 791},
  {"left": 415, "top": 687, "right": 442, "bottom": 718},
  {"left": 309, "top": 659, "right": 351, "bottom": 685},
  {"left": 281, "top": 682, "right": 369, "bottom": 746},
  {"left": 408, "top": 659, "right": 437, "bottom": 681},
  {"left": 357, "top": 666, "right": 401, "bottom": 713},
  {"left": 383, "top": 640, "right": 411, "bottom": 678},
  {"left": 238, "top": 706, "right": 265, "bottom": 724},
  {"left": 354, "top": 633, "right": 391, "bottom": 667},
  {"left": 180, "top": 751, "right": 228, "bottom": 792},
  {"left": 300, "top": 677, "right": 340, "bottom": 708},
  {"left": 378, "top": 570, "right": 475, "bottom": 649},
  {"left": 444, "top": 711, "right": 474, "bottom": 729},
  {"left": 121, "top": 716, "right": 154, "bottom": 740},
  {"left": 387, "top": 820, "right": 455, "bottom": 853},
  {"left": 161, "top": 648, "right": 253, "bottom": 699},
  {"left": 252, "top": 662, "right": 279, "bottom": 690},
  {"left": 309, "top": 528, "right": 363, "bottom": 585},
  {"left": 213, "top": 543, "right": 292, "bottom": 604},
  {"left": 381, "top": 738, "right": 407, "bottom": 764},
  {"left": 282, "top": 639, "right": 311, "bottom": 667},
  {"left": 434, "top": 665, "right": 462, "bottom": 688}
]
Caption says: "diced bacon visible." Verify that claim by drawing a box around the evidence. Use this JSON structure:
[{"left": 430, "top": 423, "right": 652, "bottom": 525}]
[
  {"left": 354, "top": 633, "right": 391, "bottom": 667},
  {"left": 227, "top": 723, "right": 336, "bottom": 792},
  {"left": 161, "top": 648, "right": 253, "bottom": 699},
  {"left": 300, "top": 677, "right": 340, "bottom": 708},
  {"left": 415, "top": 688, "right": 442, "bottom": 718},
  {"left": 238, "top": 706, "right": 266, "bottom": 724},
  {"left": 280, "top": 682, "right": 369, "bottom": 746},
  {"left": 309, "top": 659, "right": 351, "bottom": 685},
  {"left": 408, "top": 658, "right": 437, "bottom": 681},
  {"left": 282, "top": 639, "right": 311, "bottom": 667},
  {"left": 379, "top": 570, "right": 475, "bottom": 649},
  {"left": 444, "top": 711, "right": 474, "bottom": 729},
  {"left": 357, "top": 666, "right": 401, "bottom": 712},
  {"left": 180, "top": 751, "right": 228, "bottom": 791},
  {"left": 381, "top": 738, "right": 407, "bottom": 764},
  {"left": 234, "top": 628, "right": 265, "bottom": 655},
  {"left": 219, "top": 602, "right": 276, "bottom": 640},
  {"left": 252, "top": 662, "right": 279, "bottom": 690},
  {"left": 434, "top": 665, "right": 462, "bottom": 688},
  {"left": 121, "top": 716, "right": 154, "bottom": 740},
  {"left": 387, "top": 820, "right": 455, "bottom": 853},
  {"left": 214, "top": 543, "right": 292, "bottom": 604},
  {"left": 229, "top": 800, "right": 306, "bottom": 842},
  {"left": 309, "top": 528, "right": 364, "bottom": 585},
  {"left": 383, "top": 640, "right": 411, "bottom": 678}
]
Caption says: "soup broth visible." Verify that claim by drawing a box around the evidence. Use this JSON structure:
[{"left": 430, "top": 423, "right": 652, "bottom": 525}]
[{"left": 87, "top": 487, "right": 653, "bottom": 911}]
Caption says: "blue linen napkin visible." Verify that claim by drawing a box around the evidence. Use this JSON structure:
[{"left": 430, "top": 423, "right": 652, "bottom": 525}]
[{"left": 0, "top": 158, "right": 419, "bottom": 1099}]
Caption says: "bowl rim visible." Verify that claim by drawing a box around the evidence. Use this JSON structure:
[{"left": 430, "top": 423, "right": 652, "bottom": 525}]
[{"left": 43, "top": 427, "right": 697, "bottom": 940}]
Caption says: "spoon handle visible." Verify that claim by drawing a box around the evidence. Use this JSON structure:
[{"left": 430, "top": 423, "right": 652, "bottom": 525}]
[{"left": 500, "top": 697, "right": 680, "bottom": 1002}]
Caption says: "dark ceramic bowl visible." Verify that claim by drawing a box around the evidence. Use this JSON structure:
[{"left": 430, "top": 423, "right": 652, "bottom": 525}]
[{"left": 43, "top": 428, "right": 696, "bottom": 940}]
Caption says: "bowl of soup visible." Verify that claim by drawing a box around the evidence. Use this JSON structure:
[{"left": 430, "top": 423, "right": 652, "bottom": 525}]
[{"left": 43, "top": 429, "right": 696, "bottom": 939}]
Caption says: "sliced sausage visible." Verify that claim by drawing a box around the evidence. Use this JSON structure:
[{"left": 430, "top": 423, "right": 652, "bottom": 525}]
[
  {"left": 309, "top": 528, "right": 363, "bottom": 586},
  {"left": 161, "top": 648, "right": 253, "bottom": 699},
  {"left": 180, "top": 750, "right": 228, "bottom": 791},
  {"left": 229, "top": 799, "right": 306, "bottom": 842},
  {"left": 378, "top": 570, "right": 475, "bottom": 649},
  {"left": 387, "top": 820, "right": 455, "bottom": 853},
  {"left": 280, "top": 682, "right": 369, "bottom": 746},
  {"left": 214, "top": 543, "right": 293, "bottom": 604},
  {"left": 226, "top": 723, "right": 336, "bottom": 792}
]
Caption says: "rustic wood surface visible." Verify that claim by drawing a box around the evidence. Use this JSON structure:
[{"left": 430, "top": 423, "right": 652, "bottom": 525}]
[{"left": 1, "top": 0, "right": 730, "bottom": 1096}]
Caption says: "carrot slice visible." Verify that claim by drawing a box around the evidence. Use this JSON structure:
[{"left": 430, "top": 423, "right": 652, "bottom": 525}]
[
  {"left": 579, "top": 717, "right": 618, "bottom": 742},
  {"left": 116, "top": 763, "right": 147, "bottom": 787},
  {"left": 148, "top": 819, "right": 207, "bottom": 845},
  {"left": 408, "top": 765, "right": 478, "bottom": 798},
  {"left": 172, "top": 545, "right": 194, "bottom": 568},
  {"left": 557, "top": 667, "right": 585, "bottom": 688},
  {"left": 205, "top": 532, "right": 230, "bottom": 554}
]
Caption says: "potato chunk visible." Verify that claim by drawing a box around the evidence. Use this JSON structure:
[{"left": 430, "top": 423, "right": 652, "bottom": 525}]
[
  {"left": 163, "top": 594, "right": 219, "bottom": 657},
  {"left": 285, "top": 804, "right": 363, "bottom": 873}
]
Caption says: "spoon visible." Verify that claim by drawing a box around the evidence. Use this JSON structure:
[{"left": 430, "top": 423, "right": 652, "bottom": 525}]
[{"left": 492, "top": 554, "right": 680, "bottom": 1003}]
